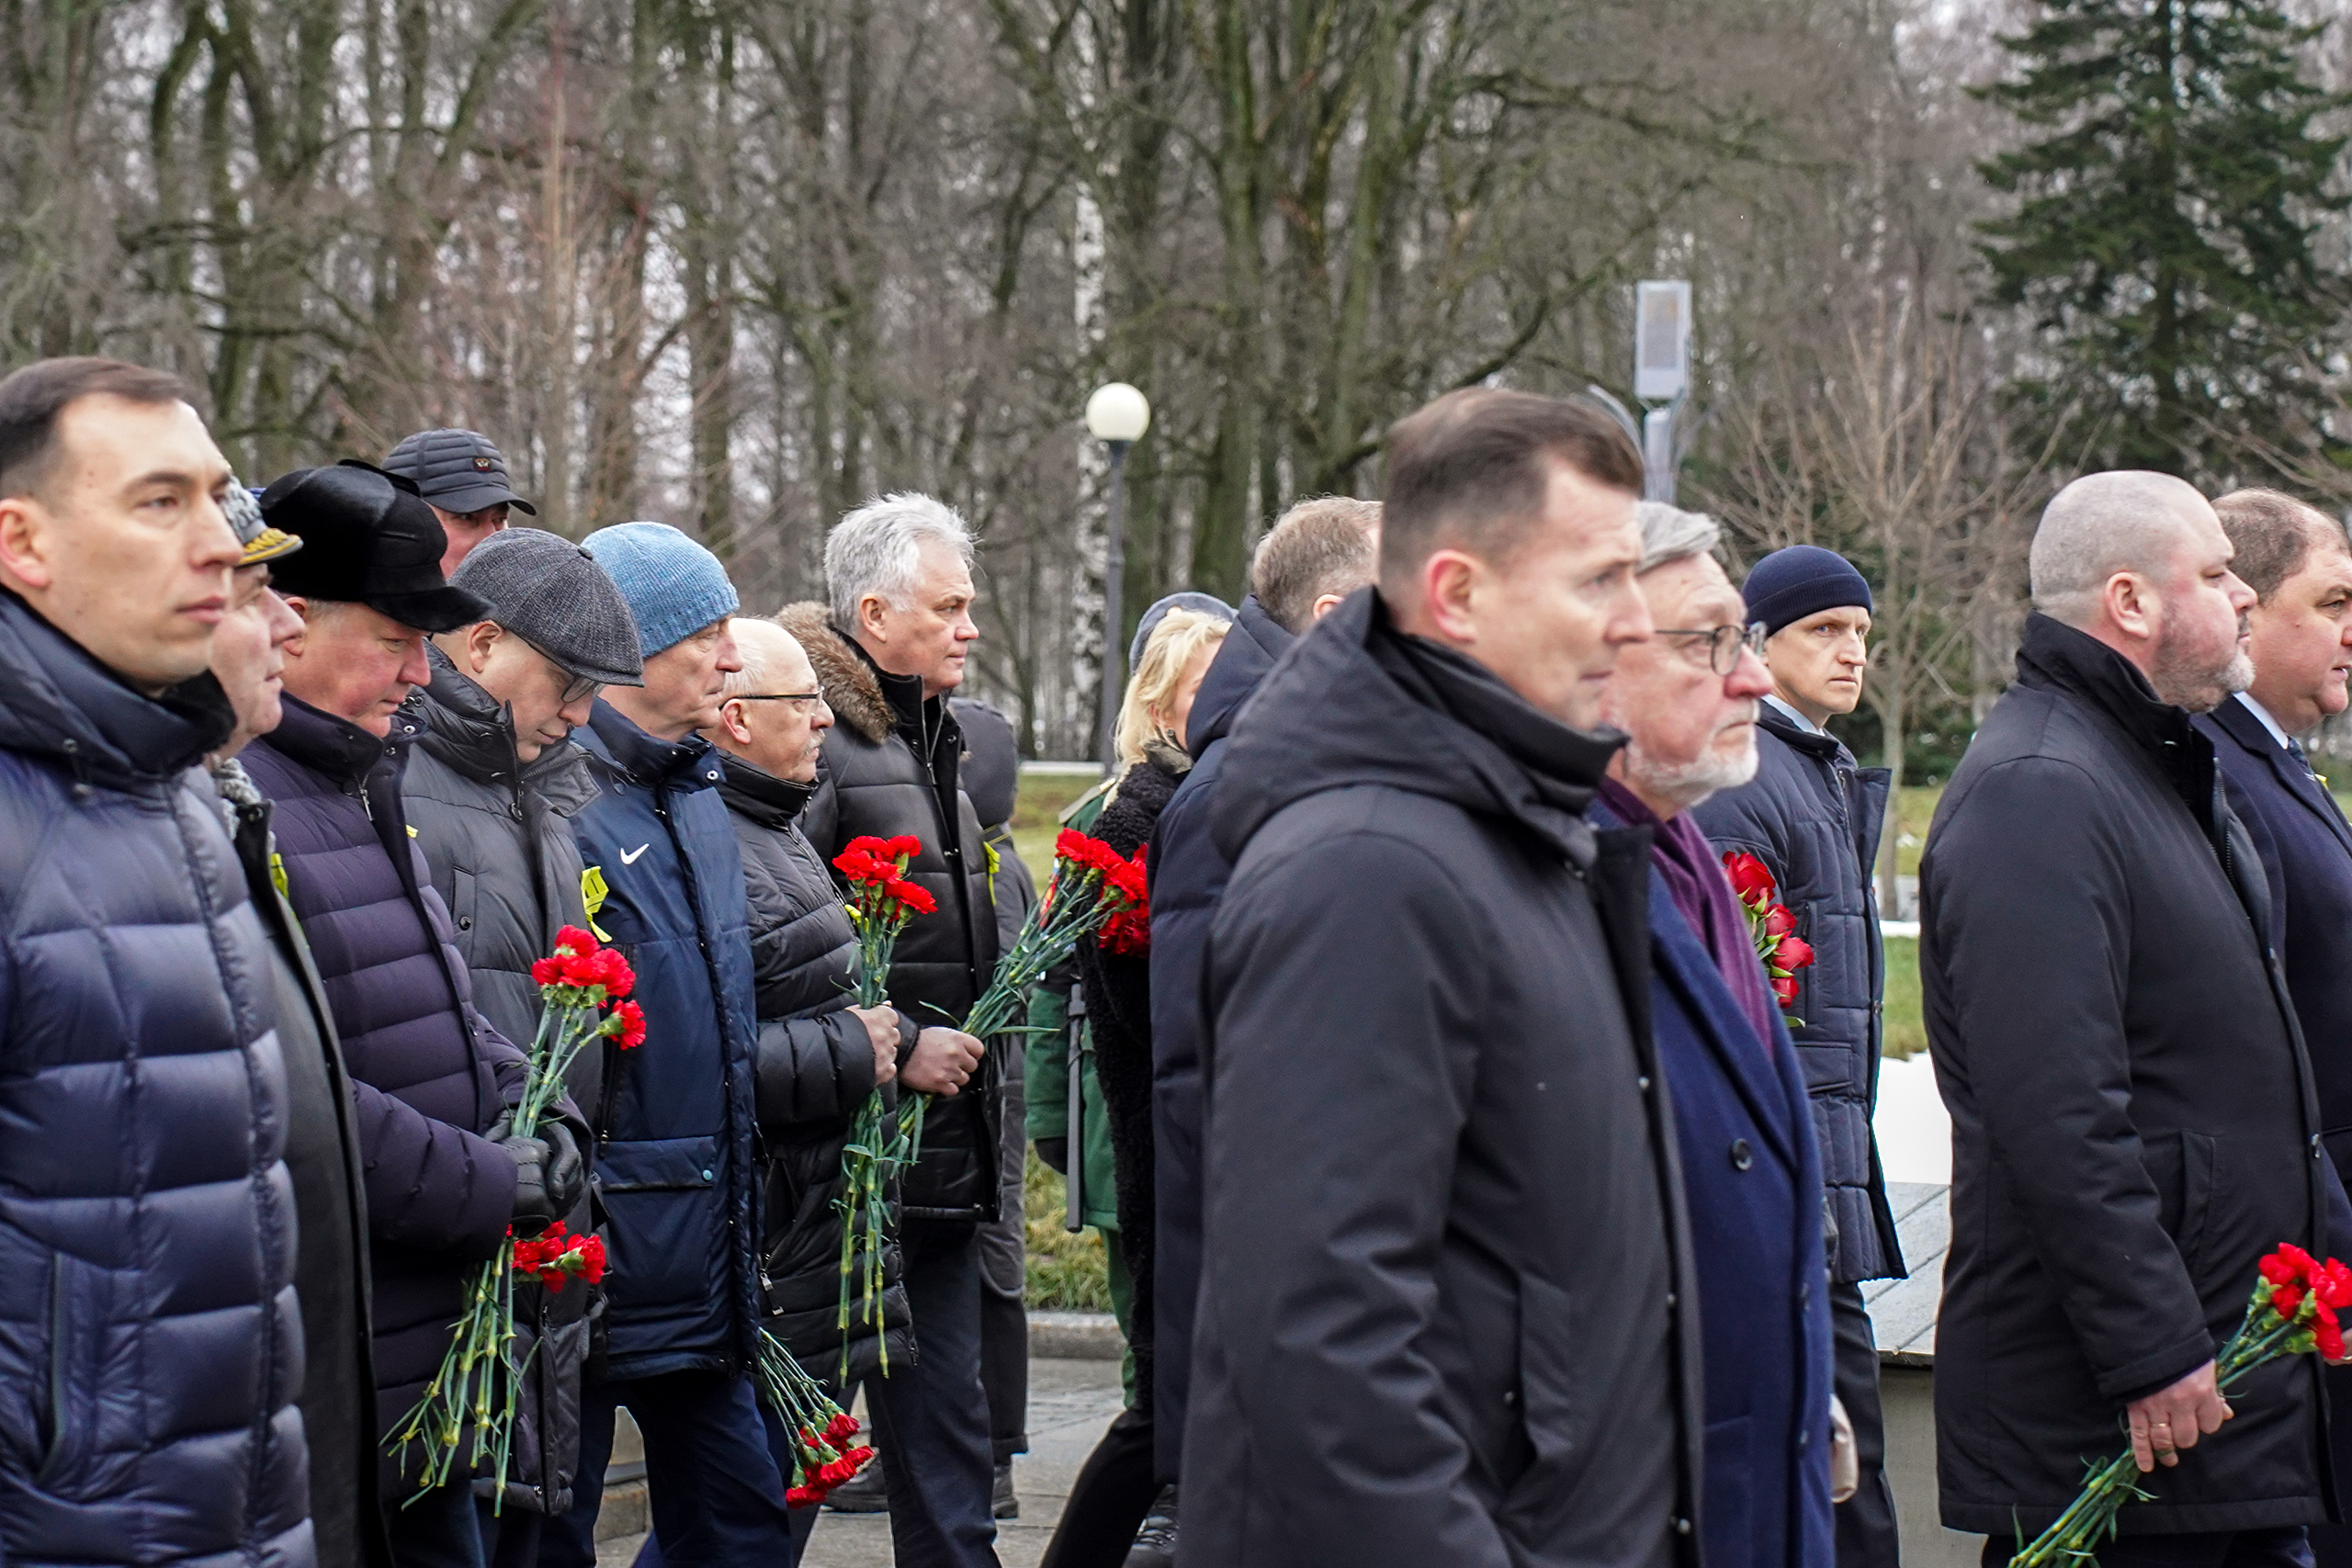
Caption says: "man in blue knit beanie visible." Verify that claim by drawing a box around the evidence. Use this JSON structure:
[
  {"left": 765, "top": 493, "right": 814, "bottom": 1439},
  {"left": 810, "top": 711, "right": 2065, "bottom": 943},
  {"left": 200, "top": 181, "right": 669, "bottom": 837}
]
[
  {"left": 1691, "top": 538, "right": 1906, "bottom": 1568},
  {"left": 542, "top": 524, "right": 799, "bottom": 1568}
]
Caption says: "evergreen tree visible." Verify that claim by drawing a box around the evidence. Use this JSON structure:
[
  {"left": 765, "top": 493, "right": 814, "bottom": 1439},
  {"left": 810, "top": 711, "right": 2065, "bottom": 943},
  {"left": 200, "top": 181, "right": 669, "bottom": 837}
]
[{"left": 1978, "top": 0, "right": 2349, "bottom": 479}]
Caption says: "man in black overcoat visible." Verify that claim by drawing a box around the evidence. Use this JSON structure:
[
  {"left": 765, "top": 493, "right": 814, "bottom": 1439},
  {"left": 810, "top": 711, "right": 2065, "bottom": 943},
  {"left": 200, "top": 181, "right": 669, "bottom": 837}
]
[
  {"left": 2194, "top": 488, "right": 2352, "bottom": 1567},
  {"left": 1924, "top": 470, "right": 2333, "bottom": 1568}
]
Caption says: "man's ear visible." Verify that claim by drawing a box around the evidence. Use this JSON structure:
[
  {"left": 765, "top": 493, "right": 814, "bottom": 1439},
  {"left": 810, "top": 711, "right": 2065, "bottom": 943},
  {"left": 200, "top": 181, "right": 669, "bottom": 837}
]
[
  {"left": 0, "top": 493, "right": 54, "bottom": 593},
  {"left": 465, "top": 618, "right": 503, "bottom": 675},
  {"left": 1417, "top": 549, "right": 1486, "bottom": 646},
  {"left": 2103, "top": 570, "right": 2156, "bottom": 643},
  {"left": 718, "top": 696, "right": 754, "bottom": 747},
  {"left": 857, "top": 592, "right": 892, "bottom": 644}
]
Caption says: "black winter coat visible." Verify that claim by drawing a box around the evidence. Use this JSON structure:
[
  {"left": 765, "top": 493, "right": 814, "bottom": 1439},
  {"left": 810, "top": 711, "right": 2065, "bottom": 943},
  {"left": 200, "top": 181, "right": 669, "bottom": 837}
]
[
  {"left": 243, "top": 697, "right": 532, "bottom": 1495},
  {"left": 1183, "top": 590, "right": 1702, "bottom": 1568},
  {"left": 1146, "top": 592, "right": 1291, "bottom": 1479},
  {"left": 0, "top": 592, "right": 313, "bottom": 1568},
  {"left": 718, "top": 753, "right": 915, "bottom": 1381},
  {"left": 1923, "top": 613, "right": 2329, "bottom": 1536},
  {"left": 401, "top": 654, "right": 600, "bottom": 1517},
  {"left": 211, "top": 757, "right": 389, "bottom": 1568},
  {"left": 1077, "top": 747, "right": 1184, "bottom": 1425},
  {"left": 1690, "top": 712, "right": 1901, "bottom": 1284},
  {"left": 779, "top": 604, "right": 1002, "bottom": 1224}
]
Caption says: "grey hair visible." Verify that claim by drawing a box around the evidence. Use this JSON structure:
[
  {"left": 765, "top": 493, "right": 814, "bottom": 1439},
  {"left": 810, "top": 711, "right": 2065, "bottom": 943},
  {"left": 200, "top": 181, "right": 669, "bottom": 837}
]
[
  {"left": 824, "top": 492, "right": 976, "bottom": 627},
  {"left": 720, "top": 617, "right": 808, "bottom": 701},
  {"left": 1634, "top": 501, "right": 1721, "bottom": 575},
  {"left": 2030, "top": 471, "right": 2214, "bottom": 626}
]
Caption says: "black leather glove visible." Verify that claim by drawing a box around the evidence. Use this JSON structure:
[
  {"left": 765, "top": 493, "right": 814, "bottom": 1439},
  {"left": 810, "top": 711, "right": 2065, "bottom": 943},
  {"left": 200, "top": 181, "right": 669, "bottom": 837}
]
[
  {"left": 541, "top": 1122, "right": 586, "bottom": 1220},
  {"left": 505, "top": 1134, "right": 562, "bottom": 1235},
  {"left": 1035, "top": 1136, "right": 1069, "bottom": 1175}
]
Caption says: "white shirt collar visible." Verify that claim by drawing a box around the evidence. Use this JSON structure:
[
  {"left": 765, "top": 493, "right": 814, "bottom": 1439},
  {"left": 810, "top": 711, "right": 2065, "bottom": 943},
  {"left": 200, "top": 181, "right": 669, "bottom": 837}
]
[
  {"left": 1762, "top": 694, "right": 1822, "bottom": 734},
  {"left": 2236, "top": 691, "right": 2295, "bottom": 751}
]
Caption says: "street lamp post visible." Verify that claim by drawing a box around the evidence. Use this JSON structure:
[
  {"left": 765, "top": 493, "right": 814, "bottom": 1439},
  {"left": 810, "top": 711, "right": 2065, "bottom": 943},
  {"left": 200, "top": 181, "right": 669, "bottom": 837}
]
[{"left": 1085, "top": 382, "right": 1151, "bottom": 766}]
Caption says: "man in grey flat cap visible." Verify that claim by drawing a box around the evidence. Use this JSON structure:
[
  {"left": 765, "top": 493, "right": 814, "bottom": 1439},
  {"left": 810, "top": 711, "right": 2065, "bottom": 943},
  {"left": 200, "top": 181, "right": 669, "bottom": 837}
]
[{"left": 401, "top": 525, "right": 644, "bottom": 1567}]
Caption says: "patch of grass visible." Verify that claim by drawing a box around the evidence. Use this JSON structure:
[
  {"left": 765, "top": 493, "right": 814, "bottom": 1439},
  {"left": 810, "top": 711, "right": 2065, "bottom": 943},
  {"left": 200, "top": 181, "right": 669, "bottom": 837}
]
[
  {"left": 1882, "top": 936, "right": 1926, "bottom": 1059},
  {"left": 1890, "top": 784, "right": 1941, "bottom": 877},
  {"left": 1010, "top": 768, "right": 1102, "bottom": 879},
  {"left": 1023, "top": 1146, "right": 1111, "bottom": 1311}
]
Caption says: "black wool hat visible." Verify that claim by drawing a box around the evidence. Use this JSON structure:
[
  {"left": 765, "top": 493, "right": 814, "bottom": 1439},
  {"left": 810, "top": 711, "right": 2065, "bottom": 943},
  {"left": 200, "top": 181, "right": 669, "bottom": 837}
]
[
  {"left": 383, "top": 428, "right": 539, "bottom": 517},
  {"left": 261, "top": 460, "right": 493, "bottom": 633}
]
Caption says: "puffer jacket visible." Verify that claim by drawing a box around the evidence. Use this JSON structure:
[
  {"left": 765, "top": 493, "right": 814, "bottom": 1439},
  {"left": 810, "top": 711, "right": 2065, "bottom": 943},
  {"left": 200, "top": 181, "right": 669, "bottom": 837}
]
[
  {"left": 0, "top": 589, "right": 313, "bottom": 1568},
  {"left": 1691, "top": 711, "right": 1902, "bottom": 1285},
  {"left": 401, "top": 650, "right": 600, "bottom": 1516},
  {"left": 718, "top": 752, "right": 914, "bottom": 1381},
  {"left": 569, "top": 701, "right": 763, "bottom": 1379},
  {"left": 242, "top": 696, "right": 532, "bottom": 1495},
  {"left": 778, "top": 604, "right": 1002, "bottom": 1224}
]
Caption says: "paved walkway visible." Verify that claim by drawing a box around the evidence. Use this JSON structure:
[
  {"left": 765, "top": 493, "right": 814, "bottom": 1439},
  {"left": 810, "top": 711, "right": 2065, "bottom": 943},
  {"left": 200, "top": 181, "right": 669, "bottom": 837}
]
[{"left": 595, "top": 1357, "right": 1127, "bottom": 1568}]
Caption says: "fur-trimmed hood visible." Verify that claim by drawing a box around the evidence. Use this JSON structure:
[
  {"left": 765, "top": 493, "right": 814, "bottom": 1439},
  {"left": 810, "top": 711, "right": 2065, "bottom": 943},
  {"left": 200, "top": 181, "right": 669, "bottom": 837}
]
[{"left": 774, "top": 602, "right": 898, "bottom": 743}]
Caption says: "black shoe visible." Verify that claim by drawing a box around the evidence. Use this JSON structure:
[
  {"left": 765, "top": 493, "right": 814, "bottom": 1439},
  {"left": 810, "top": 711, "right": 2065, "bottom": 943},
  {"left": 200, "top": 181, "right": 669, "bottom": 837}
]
[
  {"left": 1125, "top": 1485, "right": 1177, "bottom": 1567},
  {"left": 821, "top": 1452, "right": 890, "bottom": 1514},
  {"left": 992, "top": 1461, "right": 1019, "bottom": 1519}
]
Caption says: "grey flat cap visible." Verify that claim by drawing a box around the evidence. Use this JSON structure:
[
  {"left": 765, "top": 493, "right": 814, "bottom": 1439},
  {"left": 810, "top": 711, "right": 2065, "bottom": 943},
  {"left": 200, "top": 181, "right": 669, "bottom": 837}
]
[{"left": 452, "top": 527, "right": 645, "bottom": 686}]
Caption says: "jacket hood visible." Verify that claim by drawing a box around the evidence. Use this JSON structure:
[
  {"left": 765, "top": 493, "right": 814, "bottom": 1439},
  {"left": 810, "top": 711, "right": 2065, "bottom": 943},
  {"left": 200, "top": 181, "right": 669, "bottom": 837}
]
[
  {"left": 717, "top": 750, "right": 819, "bottom": 828},
  {"left": 413, "top": 644, "right": 598, "bottom": 815},
  {"left": 1211, "top": 587, "right": 1623, "bottom": 869},
  {"left": 775, "top": 602, "right": 897, "bottom": 743},
  {"left": 0, "top": 588, "right": 235, "bottom": 788},
  {"left": 1186, "top": 595, "right": 1293, "bottom": 760}
]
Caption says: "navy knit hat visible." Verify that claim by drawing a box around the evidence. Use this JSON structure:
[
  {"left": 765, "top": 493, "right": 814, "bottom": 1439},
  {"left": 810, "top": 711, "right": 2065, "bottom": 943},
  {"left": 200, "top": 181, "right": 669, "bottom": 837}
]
[
  {"left": 1129, "top": 592, "right": 1234, "bottom": 673},
  {"left": 582, "top": 522, "right": 741, "bottom": 658},
  {"left": 1741, "top": 546, "right": 1873, "bottom": 637}
]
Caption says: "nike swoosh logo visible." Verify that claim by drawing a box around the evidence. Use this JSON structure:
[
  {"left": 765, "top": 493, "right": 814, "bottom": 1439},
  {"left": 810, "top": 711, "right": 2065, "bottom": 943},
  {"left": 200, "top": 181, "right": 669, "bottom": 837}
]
[{"left": 620, "top": 843, "right": 650, "bottom": 864}]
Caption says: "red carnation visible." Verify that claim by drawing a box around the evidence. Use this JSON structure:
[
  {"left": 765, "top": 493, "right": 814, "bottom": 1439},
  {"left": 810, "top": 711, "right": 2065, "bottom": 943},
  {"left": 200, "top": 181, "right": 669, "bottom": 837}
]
[
  {"left": 885, "top": 877, "right": 938, "bottom": 915},
  {"left": 834, "top": 848, "right": 887, "bottom": 885},
  {"left": 554, "top": 926, "right": 599, "bottom": 959},
  {"left": 885, "top": 835, "right": 922, "bottom": 861},
  {"left": 786, "top": 1485, "right": 822, "bottom": 1508},
  {"left": 587, "top": 945, "right": 635, "bottom": 998},
  {"left": 609, "top": 999, "right": 647, "bottom": 1050},
  {"left": 1722, "top": 851, "right": 1777, "bottom": 907},
  {"left": 530, "top": 956, "right": 564, "bottom": 987}
]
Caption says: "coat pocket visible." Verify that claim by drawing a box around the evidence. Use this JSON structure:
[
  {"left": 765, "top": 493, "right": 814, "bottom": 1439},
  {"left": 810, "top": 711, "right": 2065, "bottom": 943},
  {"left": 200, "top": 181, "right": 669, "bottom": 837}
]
[
  {"left": 594, "top": 1136, "right": 722, "bottom": 1310},
  {"left": 35, "top": 1251, "right": 107, "bottom": 1495},
  {"left": 2146, "top": 1130, "right": 2218, "bottom": 1278},
  {"left": 450, "top": 866, "right": 481, "bottom": 943},
  {"left": 1516, "top": 1271, "right": 1588, "bottom": 1469}
]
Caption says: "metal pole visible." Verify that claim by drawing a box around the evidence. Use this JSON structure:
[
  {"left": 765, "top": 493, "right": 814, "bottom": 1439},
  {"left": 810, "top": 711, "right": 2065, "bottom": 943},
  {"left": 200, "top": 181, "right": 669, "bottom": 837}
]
[
  {"left": 1065, "top": 984, "right": 1087, "bottom": 1232},
  {"left": 1096, "top": 440, "right": 1130, "bottom": 765}
]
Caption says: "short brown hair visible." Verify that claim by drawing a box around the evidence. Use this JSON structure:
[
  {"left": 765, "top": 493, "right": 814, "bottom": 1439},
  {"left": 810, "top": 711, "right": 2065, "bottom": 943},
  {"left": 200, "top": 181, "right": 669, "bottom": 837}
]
[
  {"left": 1252, "top": 496, "right": 1381, "bottom": 633},
  {"left": 2212, "top": 487, "right": 2350, "bottom": 603},
  {"left": 0, "top": 357, "right": 189, "bottom": 500},
  {"left": 1379, "top": 388, "right": 1644, "bottom": 594}
]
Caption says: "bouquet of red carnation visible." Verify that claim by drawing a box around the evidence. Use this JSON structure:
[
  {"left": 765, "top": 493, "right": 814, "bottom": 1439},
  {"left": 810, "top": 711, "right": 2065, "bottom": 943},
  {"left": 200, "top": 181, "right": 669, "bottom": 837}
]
[
  {"left": 1723, "top": 851, "right": 1816, "bottom": 1017},
  {"left": 2007, "top": 1243, "right": 2352, "bottom": 1565},
  {"left": 899, "top": 829, "right": 1148, "bottom": 1161},
  {"left": 755, "top": 1329, "right": 875, "bottom": 1507},
  {"left": 387, "top": 926, "right": 642, "bottom": 1505},
  {"left": 831, "top": 836, "right": 934, "bottom": 1371}
]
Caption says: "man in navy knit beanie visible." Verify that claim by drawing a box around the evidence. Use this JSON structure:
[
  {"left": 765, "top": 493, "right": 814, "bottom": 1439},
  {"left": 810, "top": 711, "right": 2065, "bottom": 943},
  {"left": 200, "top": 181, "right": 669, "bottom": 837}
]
[{"left": 1691, "top": 540, "right": 1906, "bottom": 1568}]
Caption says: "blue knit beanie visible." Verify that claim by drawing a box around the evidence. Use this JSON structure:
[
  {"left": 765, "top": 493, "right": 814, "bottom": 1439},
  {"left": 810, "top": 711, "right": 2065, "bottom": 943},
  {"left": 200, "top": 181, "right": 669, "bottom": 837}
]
[
  {"left": 582, "top": 522, "right": 741, "bottom": 658},
  {"left": 1741, "top": 545, "right": 1873, "bottom": 637}
]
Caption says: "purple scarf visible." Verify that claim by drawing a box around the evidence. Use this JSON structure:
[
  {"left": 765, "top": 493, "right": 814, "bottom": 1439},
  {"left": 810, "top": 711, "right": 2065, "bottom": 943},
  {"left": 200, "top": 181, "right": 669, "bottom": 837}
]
[{"left": 1600, "top": 778, "right": 1779, "bottom": 1048}]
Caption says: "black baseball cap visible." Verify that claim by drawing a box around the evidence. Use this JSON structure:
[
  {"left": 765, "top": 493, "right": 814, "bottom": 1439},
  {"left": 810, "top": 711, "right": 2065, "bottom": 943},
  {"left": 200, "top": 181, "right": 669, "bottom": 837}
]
[
  {"left": 260, "top": 460, "right": 493, "bottom": 633},
  {"left": 383, "top": 428, "right": 539, "bottom": 517}
]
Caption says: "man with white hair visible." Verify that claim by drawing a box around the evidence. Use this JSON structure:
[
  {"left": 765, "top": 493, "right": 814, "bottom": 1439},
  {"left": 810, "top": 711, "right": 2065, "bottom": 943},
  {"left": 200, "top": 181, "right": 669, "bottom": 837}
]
[
  {"left": 1924, "top": 472, "right": 2332, "bottom": 1565},
  {"left": 778, "top": 494, "right": 1002, "bottom": 1566},
  {"left": 1592, "top": 502, "right": 1838, "bottom": 1568}
]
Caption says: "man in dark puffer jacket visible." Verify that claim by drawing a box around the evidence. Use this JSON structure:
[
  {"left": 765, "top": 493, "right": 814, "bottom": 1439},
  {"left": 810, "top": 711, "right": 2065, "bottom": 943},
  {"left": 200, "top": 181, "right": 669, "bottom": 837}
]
[
  {"left": 402, "top": 527, "right": 645, "bottom": 1562},
  {"left": 0, "top": 358, "right": 314, "bottom": 1568},
  {"left": 780, "top": 491, "right": 1001, "bottom": 1567},
  {"left": 1690, "top": 545, "right": 1903, "bottom": 1568},
  {"left": 243, "top": 463, "right": 585, "bottom": 1568}
]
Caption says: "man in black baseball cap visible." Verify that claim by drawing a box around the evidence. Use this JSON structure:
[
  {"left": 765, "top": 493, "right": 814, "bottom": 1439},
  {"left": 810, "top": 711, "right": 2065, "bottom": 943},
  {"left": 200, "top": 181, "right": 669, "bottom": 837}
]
[{"left": 384, "top": 427, "right": 538, "bottom": 575}]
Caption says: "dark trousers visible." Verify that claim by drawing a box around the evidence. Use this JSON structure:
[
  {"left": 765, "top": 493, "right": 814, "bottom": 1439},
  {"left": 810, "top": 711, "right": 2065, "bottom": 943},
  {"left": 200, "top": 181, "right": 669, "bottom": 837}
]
[
  {"left": 1038, "top": 1406, "right": 1158, "bottom": 1568},
  {"left": 540, "top": 1368, "right": 795, "bottom": 1568},
  {"left": 2312, "top": 1363, "right": 2352, "bottom": 1567},
  {"left": 477, "top": 1501, "right": 542, "bottom": 1568},
  {"left": 385, "top": 1483, "right": 485, "bottom": 1568},
  {"left": 1984, "top": 1528, "right": 2312, "bottom": 1568},
  {"left": 1832, "top": 1280, "right": 1900, "bottom": 1568},
  {"left": 633, "top": 1400, "right": 822, "bottom": 1568},
  {"left": 979, "top": 1280, "right": 1029, "bottom": 1466},
  {"left": 869, "top": 1219, "right": 1000, "bottom": 1568}
]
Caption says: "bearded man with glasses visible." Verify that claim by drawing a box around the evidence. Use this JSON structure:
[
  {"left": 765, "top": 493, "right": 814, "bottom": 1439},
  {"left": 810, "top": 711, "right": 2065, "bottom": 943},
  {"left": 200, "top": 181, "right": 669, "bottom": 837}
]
[
  {"left": 1691, "top": 541, "right": 1904, "bottom": 1568},
  {"left": 401, "top": 525, "right": 647, "bottom": 1566}
]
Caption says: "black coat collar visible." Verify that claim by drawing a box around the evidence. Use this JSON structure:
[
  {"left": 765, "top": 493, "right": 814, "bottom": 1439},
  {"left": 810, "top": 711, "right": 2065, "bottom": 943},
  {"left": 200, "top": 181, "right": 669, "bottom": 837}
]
[
  {"left": 264, "top": 693, "right": 413, "bottom": 790},
  {"left": 717, "top": 751, "right": 819, "bottom": 828}
]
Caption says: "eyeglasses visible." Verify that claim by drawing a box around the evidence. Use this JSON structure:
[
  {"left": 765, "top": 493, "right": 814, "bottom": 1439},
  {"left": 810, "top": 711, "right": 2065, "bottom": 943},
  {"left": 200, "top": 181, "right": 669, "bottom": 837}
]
[
  {"left": 732, "top": 692, "right": 831, "bottom": 718},
  {"left": 513, "top": 635, "right": 603, "bottom": 705},
  {"left": 1653, "top": 622, "right": 1769, "bottom": 675}
]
